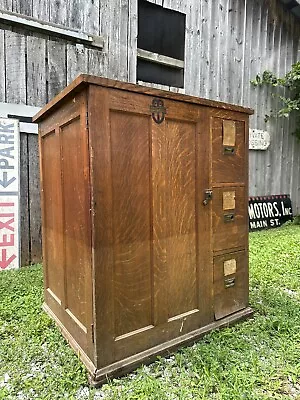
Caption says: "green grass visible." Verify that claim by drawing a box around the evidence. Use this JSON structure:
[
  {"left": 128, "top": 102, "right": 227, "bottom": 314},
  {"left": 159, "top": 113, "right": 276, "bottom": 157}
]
[{"left": 1, "top": 224, "right": 300, "bottom": 399}]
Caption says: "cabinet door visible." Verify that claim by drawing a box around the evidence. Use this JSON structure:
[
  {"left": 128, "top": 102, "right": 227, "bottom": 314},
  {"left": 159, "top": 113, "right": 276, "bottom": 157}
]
[{"left": 89, "top": 86, "right": 213, "bottom": 367}]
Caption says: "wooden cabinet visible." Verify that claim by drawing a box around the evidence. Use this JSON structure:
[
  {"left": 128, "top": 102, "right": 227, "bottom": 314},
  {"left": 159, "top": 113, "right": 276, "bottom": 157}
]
[{"left": 34, "top": 75, "right": 253, "bottom": 386}]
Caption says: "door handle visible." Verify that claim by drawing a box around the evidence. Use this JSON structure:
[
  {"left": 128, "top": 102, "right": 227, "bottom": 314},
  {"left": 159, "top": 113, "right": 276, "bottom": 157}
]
[{"left": 203, "top": 189, "right": 213, "bottom": 206}]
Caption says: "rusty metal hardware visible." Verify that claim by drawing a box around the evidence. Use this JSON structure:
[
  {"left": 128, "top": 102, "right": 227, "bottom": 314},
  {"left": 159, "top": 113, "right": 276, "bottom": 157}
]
[
  {"left": 224, "top": 276, "right": 235, "bottom": 288},
  {"left": 223, "top": 146, "right": 235, "bottom": 155},
  {"left": 150, "top": 98, "right": 166, "bottom": 124},
  {"left": 224, "top": 213, "right": 235, "bottom": 223},
  {"left": 203, "top": 189, "right": 213, "bottom": 206}
]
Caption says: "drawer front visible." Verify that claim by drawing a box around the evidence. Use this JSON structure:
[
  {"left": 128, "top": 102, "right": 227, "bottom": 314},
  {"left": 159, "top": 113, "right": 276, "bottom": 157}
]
[
  {"left": 214, "top": 251, "right": 248, "bottom": 320},
  {"left": 212, "top": 118, "right": 246, "bottom": 184},
  {"left": 212, "top": 186, "right": 247, "bottom": 252}
]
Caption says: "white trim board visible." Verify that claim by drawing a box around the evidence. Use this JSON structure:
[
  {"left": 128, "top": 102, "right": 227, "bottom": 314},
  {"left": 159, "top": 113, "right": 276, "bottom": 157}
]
[
  {"left": 0, "top": 103, "right": 40, "bottom": 134},
  {"left": 0, "top": 9, "right": 104, "bottom": 49}
]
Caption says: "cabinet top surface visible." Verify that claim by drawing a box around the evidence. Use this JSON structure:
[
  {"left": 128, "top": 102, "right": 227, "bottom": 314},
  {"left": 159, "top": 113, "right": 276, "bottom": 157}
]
[{"left": 33, "top": 74, "right": 254, "bottom": 122}]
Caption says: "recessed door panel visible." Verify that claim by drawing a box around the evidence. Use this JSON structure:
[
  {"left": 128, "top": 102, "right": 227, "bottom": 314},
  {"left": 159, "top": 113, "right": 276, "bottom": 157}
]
[{"left": 110, "top": 111, "right": 153, "bottom": 338}]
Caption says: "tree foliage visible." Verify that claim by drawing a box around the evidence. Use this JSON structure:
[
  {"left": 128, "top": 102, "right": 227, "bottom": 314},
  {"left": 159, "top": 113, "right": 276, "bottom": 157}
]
[{"left": 251, "top": 62, "right": 300, "bottom": 139}]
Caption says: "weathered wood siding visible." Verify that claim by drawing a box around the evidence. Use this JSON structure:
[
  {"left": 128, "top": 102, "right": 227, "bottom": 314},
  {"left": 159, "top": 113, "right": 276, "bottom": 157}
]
[
  {"left": 0, "top": 0, "right": 300, "bottom": 265},
  {"left": 20, "top": 132, "right": 41, "bottom": 266}
]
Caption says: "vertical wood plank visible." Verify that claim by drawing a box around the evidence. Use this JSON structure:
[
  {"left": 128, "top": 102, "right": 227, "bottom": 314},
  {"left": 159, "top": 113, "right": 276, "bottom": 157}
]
[
  {"left": 32, "top": 0, "right": 50, "bottom": 21},
  {"left": 128, "top": 0, "right": 138, "bottom": 83},
  {"left": 27, "top": 35, "right": 47, "bottom": 107},
  {"left": 99, "top": 0, "right": 111, "bottom": 78},
  {"left": 0, "top": 0, "right": 12, "bottom": 10},
  {"left": 208, "top": 1, "right": 220, "bottom": 100},
  {"left": 217, "top": 0, "right": 230, "bottom": 103},
  {"left": 67, "top": 0, "right": 83, "bottom": 30},
  {"left": 20, "top": 133, "right": 30, "bottom": 266},
  {"left": 83, "top": 0, "right": 100, "bottom": 35},
  {"left": 47, "top": 39, "right": 67, "bottom": 101},
  {"left": 199, "top": 1, "right": 210, "bottom": 99},
  {"left": 66, "top": 44, "right": 88, "bottom": 84},
  {"left": 87, "top": 48, "right": 106, "bottom": 77},
  {"left": 0, "top": 30, "right": 5, "bottom": 102},
  {"left": 28, "top": 134, "right": 42, "bottom": 264},
  {"left": 184, "top": 2, "right": 194, "bottom": 95},
  {"left": 5, "top": 30, "right": 26, "bottom": 104},
  {"left": 12, "top": 0, "right": 32, "bottom": 16},
  {"left": 100, "top": 0, "right": 129, "bottom": 81},
  {"left": 49, "top": 0, "right": 67, "bottom": 26},
  {"left": 86, "top": 0, "right": 105, "bottom": 77}
]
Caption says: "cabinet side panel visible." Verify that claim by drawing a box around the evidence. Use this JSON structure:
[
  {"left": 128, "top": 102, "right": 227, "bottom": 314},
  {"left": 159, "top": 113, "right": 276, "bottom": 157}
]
[
  {"left": 60, "top": 116, "right": 91, "bottom": 329},
  {"left": 41, "top": 130, "right": 64, "bottom": 303},
  {"left": 110, "top": 111, "right": 153, "bottom": 338}
]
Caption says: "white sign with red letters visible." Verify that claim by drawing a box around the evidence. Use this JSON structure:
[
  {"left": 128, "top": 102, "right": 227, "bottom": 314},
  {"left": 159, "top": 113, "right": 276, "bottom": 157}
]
[{"left": 0, "top": 118, "right": 20, "bottom": 270}]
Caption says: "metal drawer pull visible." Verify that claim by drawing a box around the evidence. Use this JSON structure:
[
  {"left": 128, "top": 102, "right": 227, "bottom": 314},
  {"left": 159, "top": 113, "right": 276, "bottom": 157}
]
[
  {"left": 223, "top": 146, "right": 235, "bottom": 155},
  {"left": 224, "top": 213, "right": 235, "bottom": 222},
  {"left": 224, "top": 277, "right": 235, "bottom": 288},
  {"left": 203, "top": 189, "right": 213, "bottom": 205}
]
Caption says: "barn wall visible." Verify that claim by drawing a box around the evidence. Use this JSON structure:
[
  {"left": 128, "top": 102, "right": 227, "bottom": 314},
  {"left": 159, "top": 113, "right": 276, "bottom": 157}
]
[{"left": 0, "top": 0, "right": 299, "bottom": 264}]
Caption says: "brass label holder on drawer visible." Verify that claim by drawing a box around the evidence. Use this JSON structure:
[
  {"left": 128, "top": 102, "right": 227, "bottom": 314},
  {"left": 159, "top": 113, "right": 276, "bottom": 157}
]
[
  {"left": 223, "top": 146, "right": 235, "bottom": 155},
  {"left": 224, "top": 213, "right": 235, "bottom": 222}
]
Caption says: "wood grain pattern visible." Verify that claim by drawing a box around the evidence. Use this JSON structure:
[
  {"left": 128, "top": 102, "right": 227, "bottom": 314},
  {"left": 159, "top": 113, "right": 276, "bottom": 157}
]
[
  {"left": 212, "top": 186, "right": 247, "bottom": 253},
  {"left": 110, "top": 111, "right": 153, "bottom": 337},
  {"left": 40, "top": 89, "right": 94, "bottom": 361},
  {"left": 5, "top": 30, "right": 26, "bottom": 104},
  {"left": 60, "top": 116, "right": 90, "bottom": 327},
  {"left": 26, "top": 35, "right": 47, "bottom": 107},
  {"left": 212, "top": 117, "right": 246, "bottom": 184},
  {"left": 88, "top": 86, "right": 115, "bottom": 366},
  {"left": 0, "top": 30, "right": 5, "bottom": 102},
  {"left": 20, "top": 133, "right": 30, "bottom": 266},
  {"left": 0, "top": 0, "right": 299, "bottom": 212},
  {"left": 164, "top": 119, "right": 197, "bottom": 319},
  {"left": 28, "top": 134, "right": 42, "bottom": 263},
  {"left": 40, "top": 129, "right": 64, "bottom": 303},
  {"left": 0, "top": 0, "right": 12, "bottom": 11},
  {"left": 34, "top": 74, "right": 254, "bottom": 123},
  {"left": 47, "top": 39, "right": 67, "bottom": 101},
  {"left": 32, "top": 0, "right": 49, "bottom": 21},
  {"left": 12, "top": 0, "right": 32, "bottom": 16},
  {"left": 38, "top": 77, "right": 251, "bottom": 383},
  {"left": 66, "top": 44, "right": 88, "bottom": 85}
]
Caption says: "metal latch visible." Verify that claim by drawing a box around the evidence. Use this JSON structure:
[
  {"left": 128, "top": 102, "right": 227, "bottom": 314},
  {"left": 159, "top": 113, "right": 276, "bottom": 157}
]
[{"left": 203, "top": 189, "right": 213, "bottom": 206}]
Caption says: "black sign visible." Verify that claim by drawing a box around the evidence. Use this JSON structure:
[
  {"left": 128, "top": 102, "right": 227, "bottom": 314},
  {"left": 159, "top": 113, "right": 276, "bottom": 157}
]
[{"left": 248, "top": 195, "right": 293, "bottom": 231}]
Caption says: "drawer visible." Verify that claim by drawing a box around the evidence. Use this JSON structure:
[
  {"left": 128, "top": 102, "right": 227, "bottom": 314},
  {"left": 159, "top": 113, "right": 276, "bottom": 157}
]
[
  {"left": 213, "top": 251, "right": 248, "bottom": 320},
  {"left": 212, "top": 118, "right": 246, "bottom": 184},
  {"left": 212, "top": 186, "right": 247, "bottom": 252}
]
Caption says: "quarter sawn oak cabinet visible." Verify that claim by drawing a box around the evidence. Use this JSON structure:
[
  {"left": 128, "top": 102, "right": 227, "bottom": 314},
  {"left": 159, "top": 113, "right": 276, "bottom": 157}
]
[{"left": 34, "top": 75, "right": 254, "bottom": 385}]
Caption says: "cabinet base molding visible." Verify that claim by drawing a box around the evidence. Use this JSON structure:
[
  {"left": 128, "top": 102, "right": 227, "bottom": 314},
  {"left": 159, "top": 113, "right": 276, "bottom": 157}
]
[{"left": 43, "top": 303, "right": 253, "bottom": 387}]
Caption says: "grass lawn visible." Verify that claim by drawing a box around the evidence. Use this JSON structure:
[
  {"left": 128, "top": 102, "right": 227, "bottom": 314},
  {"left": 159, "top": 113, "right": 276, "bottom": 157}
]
[{"left": 1, "top": 224, "right": 300, "bottom": 399}]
